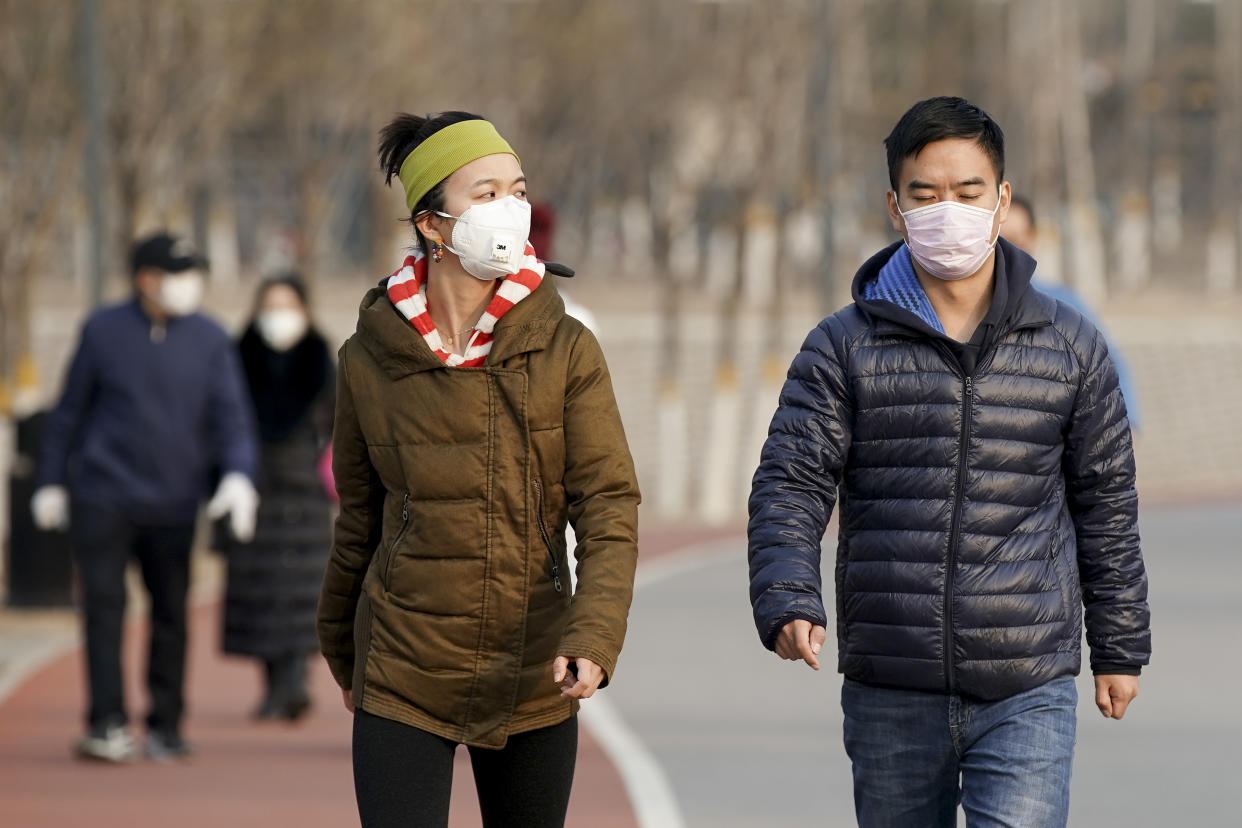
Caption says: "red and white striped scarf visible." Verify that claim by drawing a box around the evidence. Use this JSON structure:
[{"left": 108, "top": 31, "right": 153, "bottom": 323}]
[{"left": 386, "top": 242, "right": 545, "bottom": 367}]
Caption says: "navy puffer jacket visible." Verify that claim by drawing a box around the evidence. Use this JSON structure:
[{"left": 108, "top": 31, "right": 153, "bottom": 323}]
[{"left": 748, "top": 239, "right": 1150, "bottom": 700}]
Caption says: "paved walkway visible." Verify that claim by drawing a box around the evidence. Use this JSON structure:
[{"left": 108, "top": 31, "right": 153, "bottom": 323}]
[
  {"left": 0, "top": 523, "right": 738, "bottom": 827},
  {"left": 607, "top": 502, "right": 1242, "bottom": 827},
  {"left": 5, "top": 500, "right": 1236, "bottom": 827}
]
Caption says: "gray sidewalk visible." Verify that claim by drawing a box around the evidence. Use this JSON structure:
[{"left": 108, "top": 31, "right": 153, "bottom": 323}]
[
  {"left": 607, "top": 502, "right": 1242, "bottom": 827},
  {"left": 0, "top": 606, "right": 76, "bottom": 705}
]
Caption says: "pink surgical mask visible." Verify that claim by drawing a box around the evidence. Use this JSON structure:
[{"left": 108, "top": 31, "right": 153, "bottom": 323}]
[{"left": 895, "top": 189, "right": 1003, "bottom": 281}]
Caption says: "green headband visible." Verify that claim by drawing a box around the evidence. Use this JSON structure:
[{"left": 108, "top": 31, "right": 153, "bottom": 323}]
[{"left": 397, "top": 120, "right": 519, "bottom": 213}]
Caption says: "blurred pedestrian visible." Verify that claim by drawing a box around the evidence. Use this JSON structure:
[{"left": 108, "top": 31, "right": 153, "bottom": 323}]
[
  {"left": 748, "top": 97, "right": 1150, "bottom": 827},
  {"left": 317, "top": 111, "right": 640, "bottom": 828},
  {"left": 531, "top": 201, "right": 598, "bottom": 333},
  {"left": 531, "top": 202, "right": 596, "bottom": 594},
  {"left": 31, "top": 232, "right": 259, "bottom": 763},
  {"left": 220, "top": 275, "right": 335, "bottom": 722},
  {"left": 1004, "top": 193, "right": 1142, "bottom": 430}
]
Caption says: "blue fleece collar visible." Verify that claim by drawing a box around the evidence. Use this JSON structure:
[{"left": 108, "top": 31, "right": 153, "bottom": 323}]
[{"left": 861, "top": 243, "right": 945, "bottom": 334}]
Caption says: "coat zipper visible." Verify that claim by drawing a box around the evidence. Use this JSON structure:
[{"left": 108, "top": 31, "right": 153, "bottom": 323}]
[
  {"left": 931, "top": 313, "right": 1049, "bottom": 690},
  {"left": 533, "top": 479, "right": 563, "bottom": 593},
  {"left": 383, "top": 492, "right": 410, "bottom": 587},
  {"left": 944, "top": 374, "right": 973, "bottom": 693}
]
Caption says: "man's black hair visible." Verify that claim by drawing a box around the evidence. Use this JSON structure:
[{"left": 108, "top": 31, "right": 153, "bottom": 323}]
[{"left": 883, "top": 96, "right": 1005, "bottom": 191}]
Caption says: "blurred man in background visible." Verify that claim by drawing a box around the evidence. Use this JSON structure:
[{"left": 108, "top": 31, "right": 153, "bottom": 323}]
[
  {"left": 31, "top": 232, "right": 259, "bottom": 763},
  {"left": 1004, "top": 194, "right": 1141, "bottom": 430}
]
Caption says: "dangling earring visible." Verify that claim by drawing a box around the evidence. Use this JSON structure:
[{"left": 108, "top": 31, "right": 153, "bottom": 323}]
[{"left": 430, "top": 240, "right": 444, "bottom": 263}]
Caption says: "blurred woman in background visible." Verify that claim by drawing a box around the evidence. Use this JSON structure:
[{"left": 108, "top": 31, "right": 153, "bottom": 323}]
[{"left": 222, "top": 275, "right": 336, "bottom": 721}]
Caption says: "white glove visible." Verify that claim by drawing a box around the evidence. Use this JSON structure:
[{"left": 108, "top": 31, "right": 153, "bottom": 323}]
[
  {"left": 31, "top": 486, "right": 70, "bottom": 532},
  {"left": 206, "top": 472, "right": 259, "bottom": 543}
]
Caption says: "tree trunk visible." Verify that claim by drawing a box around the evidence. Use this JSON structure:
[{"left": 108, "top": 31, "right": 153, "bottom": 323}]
[
  {"left": 1208, "top": 0, "right": 1242, "bottom": 295},
  {"left": 698, "top": 208, "right": 745, "bottom": 524},
  {"left": 1113, "top": 0, "right": 1157, "bottom": 293},
  {"left": 1057, "top": 0, "right": 1107, "bottom": 304},
  {"left": 1009, "top": 1, "right": 1065, "bottom": 279}
]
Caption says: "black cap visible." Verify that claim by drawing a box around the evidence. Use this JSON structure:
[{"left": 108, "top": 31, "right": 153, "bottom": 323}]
[{"left": 130, "top": 232, "right": 209, "bottom": 275}]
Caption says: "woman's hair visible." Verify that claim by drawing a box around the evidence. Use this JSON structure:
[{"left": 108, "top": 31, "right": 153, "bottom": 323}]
[
  {"left": 251, "top": 271, "right": 309, "bottom": 318},
  {"left": 378, "top": 111, "right": 486, "bottom": 246}
]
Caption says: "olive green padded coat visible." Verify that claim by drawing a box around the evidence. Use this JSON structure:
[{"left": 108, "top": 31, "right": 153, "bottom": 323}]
[{"left": 318, "top": 276, "right": 640, "bottom": 748}]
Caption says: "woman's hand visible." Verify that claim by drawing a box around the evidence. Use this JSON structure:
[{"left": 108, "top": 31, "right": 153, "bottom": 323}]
[
  {"left": 342, "top": 689, "right": 355, "bottom": 713},
  {"left": 552, "top": 656, "right": 604, "bottom": 699}
]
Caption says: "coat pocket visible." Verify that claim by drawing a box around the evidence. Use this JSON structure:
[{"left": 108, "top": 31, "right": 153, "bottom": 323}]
[
  {"left": 1049, "top": 522, "right": 1080, "bottom": 625},
  {"left": 381, "top": 492, "right": 411, "bottom": 590},
  {"left": 533, "top": 478, "right": 563, "bottom": 594}
]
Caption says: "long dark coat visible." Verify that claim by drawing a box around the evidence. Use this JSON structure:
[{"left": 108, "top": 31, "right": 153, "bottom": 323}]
[{"left": 222, "top": 326, "right": 336, "bottom": 659}]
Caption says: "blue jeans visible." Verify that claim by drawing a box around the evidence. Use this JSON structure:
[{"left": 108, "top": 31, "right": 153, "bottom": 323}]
[{"left": 841, "top": 676, "right": 1077, "bottom": 828}]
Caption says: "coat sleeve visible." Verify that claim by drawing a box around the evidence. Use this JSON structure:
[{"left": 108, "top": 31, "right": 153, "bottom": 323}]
[
  {"left": 317, "top": 350, "right": 384, "bottom": 690},
  {"left": 557, "top": 327, "right": 640, "bottom": 685},
  {"left": 36, "top": 320, "right": 99, "bottom": 488},
  {"left": 206, "top": 337, "right": 259, "bottom": 483},
  {"left": 748, "top": 317, "right": 853, "bottom": 650},
  {"left": 1063, "top": 325, "right": 1150, "bottom": 675}
]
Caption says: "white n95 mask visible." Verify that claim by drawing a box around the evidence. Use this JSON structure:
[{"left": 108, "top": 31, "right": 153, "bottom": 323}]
[{"left": 437, "top": 196, "right": 532, "bottom": 281}]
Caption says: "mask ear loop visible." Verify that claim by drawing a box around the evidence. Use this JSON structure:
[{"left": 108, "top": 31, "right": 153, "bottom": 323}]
[
  {"left": 431, "top": 210, "right": 471, "bottom": 260},
  {"left": 985, "top": 185, "right": 1005, "bottom": 249},
  {"left": 416, "top": 209, "right": 464, "bottom": 261}
]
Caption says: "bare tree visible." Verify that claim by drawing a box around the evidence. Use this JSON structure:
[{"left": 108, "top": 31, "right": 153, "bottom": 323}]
[
  {"left": 99, "top": 1, "right": 271, "bottom": 269},
  {"left": 1057, "top": 0, "right": 1108, "bottom": 303},
  {"left": 1112, "top": 0, "right": 1158, "bottom": 293},
  {"left": 1208, "top": 0, "right": 1242, "bottom": 294},
  {"left": 0, "top": 2, "right": 78, "bottom": 412}
]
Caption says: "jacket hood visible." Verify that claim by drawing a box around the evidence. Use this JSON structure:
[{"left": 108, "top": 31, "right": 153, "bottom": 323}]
[
  {"left": 851, "top": 237, "right": 1047, "bottom": 338},
  {"left": 353, "top": 274, "right": 567, "bottom": 379}
]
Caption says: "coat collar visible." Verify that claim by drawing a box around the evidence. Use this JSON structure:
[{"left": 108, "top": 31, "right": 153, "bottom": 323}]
[
  {"left": 355, "top": 276, "right": 566, "bottom": 379},
  {"left": 856, "top": 238, "right": 1053, "bottom": 339}
]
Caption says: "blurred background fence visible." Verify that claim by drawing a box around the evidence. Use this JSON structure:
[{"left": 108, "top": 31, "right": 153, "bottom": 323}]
[{"left": 2, "top": 0, "right": 1240, "bottom": 546}]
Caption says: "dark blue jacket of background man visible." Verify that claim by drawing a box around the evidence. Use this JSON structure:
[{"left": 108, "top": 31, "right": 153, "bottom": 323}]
[
  {"left": 748, "top": 237, "right": 1151, "bottom": 700},
  {"left": 37, "top": 299, "right": 258, "bottom": 524}
]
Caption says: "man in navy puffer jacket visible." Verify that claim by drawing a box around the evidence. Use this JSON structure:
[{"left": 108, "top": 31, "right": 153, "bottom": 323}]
[{"left": 748, "top": 97, "right": 1149, "bottom": 827}]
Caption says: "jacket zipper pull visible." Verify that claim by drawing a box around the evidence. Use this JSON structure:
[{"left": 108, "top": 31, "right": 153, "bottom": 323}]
[
  {"left": 965, "top": 376, "right": 973, "bottom": 399},
  {"left": 401, "top": 492, "right": 409, "bottom": 522}
]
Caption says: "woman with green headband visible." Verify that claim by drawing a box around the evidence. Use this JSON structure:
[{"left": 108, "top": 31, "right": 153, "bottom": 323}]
[{"left": 317, "top": 111, "right": 640, "bottom": 827}]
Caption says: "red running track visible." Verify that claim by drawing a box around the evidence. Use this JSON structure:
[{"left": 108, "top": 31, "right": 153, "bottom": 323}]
[{"left": 0, "top": 524, "right": 735, "bottom": 827}]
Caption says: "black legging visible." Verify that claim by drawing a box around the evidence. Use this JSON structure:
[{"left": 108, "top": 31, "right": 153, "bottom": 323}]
[{"left": 352, "top": 709, "right": 578, "bottom": 828}]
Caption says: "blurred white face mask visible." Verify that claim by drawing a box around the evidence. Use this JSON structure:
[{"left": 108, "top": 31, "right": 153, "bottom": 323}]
[
  {"left": 895, "top": 188, "right": 1003, "bottom": 281},
  {"left": 436, "top": 195, "right": 532, "bottom": 281},
  {"left": 159, "top": 272, "right": 205, "bottom": 316},
  {"left": 256, "top": 309, "right": 309, "bottom": 352}
]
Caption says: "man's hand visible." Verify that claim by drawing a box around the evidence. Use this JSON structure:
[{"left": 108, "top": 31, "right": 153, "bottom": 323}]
[
  {"left": 775, "top": 619, "right": 827, "bottom": 670},
  {"left": 1095, "top": 674, "right": 1139, "bottom": 719},
  {"left": 31, "top": 486, "right": 70, "bottom": 532},
  {"left": 553, "top": 656, "right": 604, "bottom": 699},
  {"left": 341, "top": 689, "right": 354, "bottom": 713},
  {"left": 206, "top": 472, "right": 259, "bottom": 542}
]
